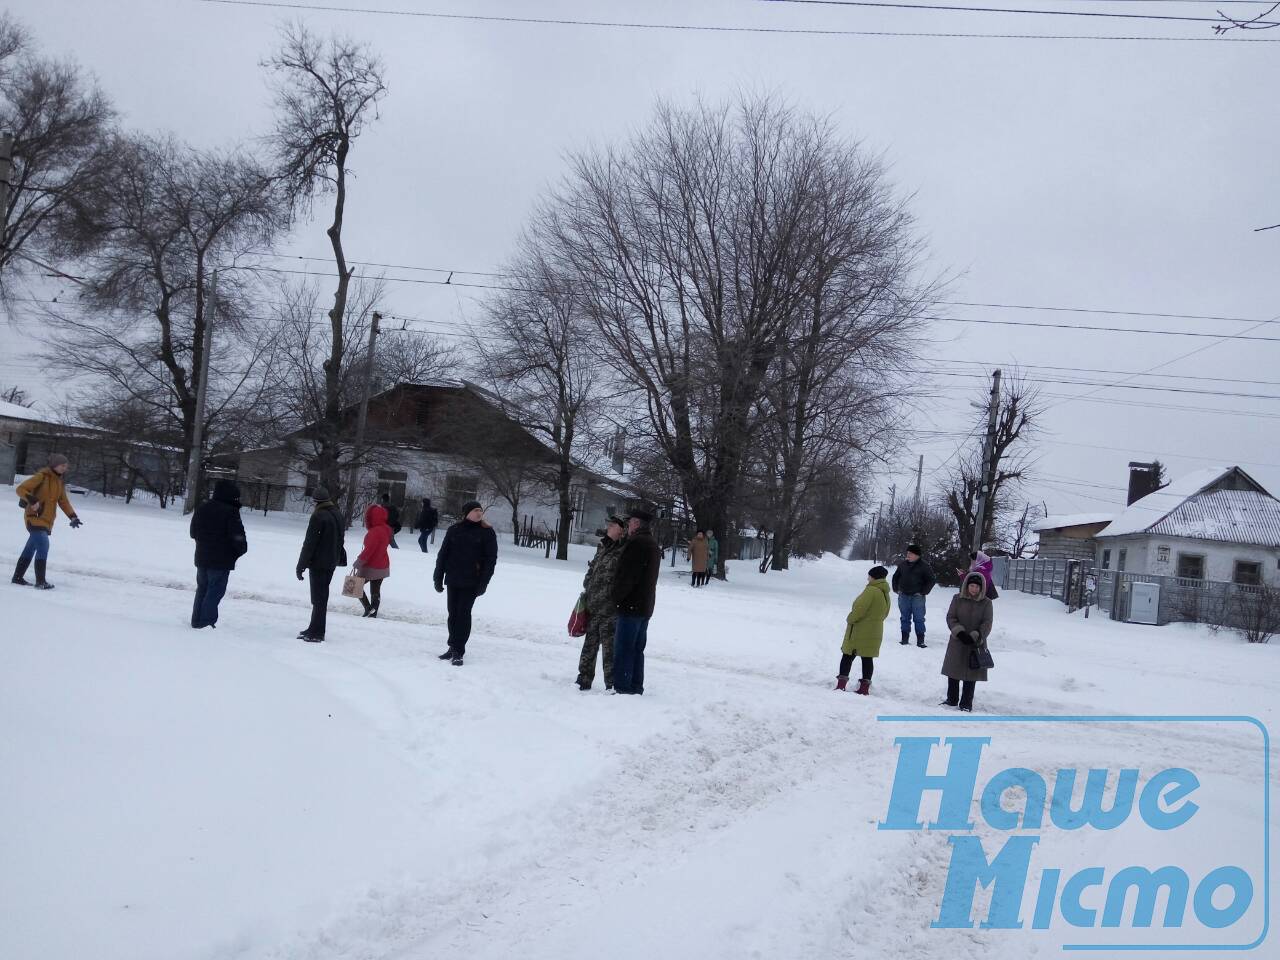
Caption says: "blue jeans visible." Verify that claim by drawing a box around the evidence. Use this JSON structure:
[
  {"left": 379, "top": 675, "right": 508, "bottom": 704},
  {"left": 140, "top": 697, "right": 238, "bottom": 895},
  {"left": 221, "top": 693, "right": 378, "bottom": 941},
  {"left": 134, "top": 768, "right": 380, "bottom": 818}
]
[
  {"left": 18, "top": 528, "right": 50, "bottom": 562},
  {"left": 899, "top": 593, "right": 926, "bottom": 639},
  {"left": 418, "top": 528, "right": 435, "bottom": 553},
  {"left": 613, "top": 615, "right": 650, "bottom": 694},
  {"left": 192, "top": 568, "right": 231, "bottom": 628}
]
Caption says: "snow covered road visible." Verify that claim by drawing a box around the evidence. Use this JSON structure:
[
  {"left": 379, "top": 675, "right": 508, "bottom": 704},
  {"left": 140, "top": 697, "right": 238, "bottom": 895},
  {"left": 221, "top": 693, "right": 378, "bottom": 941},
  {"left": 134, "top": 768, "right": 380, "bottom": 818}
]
[{"left": 2, "top": 492, "right": 1276, "bottom": 958}]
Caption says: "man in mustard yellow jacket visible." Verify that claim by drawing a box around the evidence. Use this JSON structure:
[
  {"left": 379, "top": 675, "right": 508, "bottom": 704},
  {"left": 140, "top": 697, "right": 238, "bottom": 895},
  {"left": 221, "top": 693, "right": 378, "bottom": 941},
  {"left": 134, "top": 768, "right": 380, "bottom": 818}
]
[{"left": 13, "top": 453, "right": 82, "bottom": 589}]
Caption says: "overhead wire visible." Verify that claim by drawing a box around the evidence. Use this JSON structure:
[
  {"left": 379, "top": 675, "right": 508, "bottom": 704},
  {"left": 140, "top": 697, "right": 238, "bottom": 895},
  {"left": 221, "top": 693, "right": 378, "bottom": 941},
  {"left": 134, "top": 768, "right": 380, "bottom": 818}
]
[{"left": 757, "top": 0, "right": 1280, "bottom": 26}]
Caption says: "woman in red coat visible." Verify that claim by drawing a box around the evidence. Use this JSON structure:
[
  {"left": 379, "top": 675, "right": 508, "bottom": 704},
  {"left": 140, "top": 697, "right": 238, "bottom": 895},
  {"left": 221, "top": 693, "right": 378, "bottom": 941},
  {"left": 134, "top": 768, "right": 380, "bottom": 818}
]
[{"left": 356, "top": 503, "right": 392, "bottom": 617}]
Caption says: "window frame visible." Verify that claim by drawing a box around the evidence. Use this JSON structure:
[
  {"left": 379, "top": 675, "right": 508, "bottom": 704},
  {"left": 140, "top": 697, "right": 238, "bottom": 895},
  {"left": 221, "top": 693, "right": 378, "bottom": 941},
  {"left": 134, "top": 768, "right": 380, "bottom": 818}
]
[
  {"left": 1233, "top": 560, "right": 1263, "bottom": 587},
  {"left": 1176, "top": 553, "right": 1206, "bottom": 581}
]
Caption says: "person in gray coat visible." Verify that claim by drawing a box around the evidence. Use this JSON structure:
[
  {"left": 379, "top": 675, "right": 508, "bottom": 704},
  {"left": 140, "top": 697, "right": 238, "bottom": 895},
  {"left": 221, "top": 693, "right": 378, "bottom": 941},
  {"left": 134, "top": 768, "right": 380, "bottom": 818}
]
[{"left": 941, "top": 572, "right": 994, "bottom": 712}]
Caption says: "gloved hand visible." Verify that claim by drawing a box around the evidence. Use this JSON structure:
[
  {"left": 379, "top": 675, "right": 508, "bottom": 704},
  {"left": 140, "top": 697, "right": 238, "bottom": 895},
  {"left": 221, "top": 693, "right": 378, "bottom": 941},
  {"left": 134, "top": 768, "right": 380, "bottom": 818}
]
[
  {"left": 969, "top": 630, "right": 983, "bottom": 646},
  {"left": 296, "top": 567, "right": 305, "bottom": 581},
  {"left": 434, "top": 582, "right": 444, "bottom": 594},
  {"left": 69, "top": 516, "right": 83, "bottom": 529}
]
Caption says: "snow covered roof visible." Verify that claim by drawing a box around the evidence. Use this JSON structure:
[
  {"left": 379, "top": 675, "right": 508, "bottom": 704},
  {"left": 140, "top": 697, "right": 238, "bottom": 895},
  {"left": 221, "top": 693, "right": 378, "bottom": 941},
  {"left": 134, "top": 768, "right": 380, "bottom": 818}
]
[
  {"left": 1033, "top": 513, "right": 1114, "bottom": 533},
  {"left": 0, "top": 399, "right": 87, "bottom": 428},
  {"left": 1096, "top": 467, "right": 1280, "bottom": 546}
]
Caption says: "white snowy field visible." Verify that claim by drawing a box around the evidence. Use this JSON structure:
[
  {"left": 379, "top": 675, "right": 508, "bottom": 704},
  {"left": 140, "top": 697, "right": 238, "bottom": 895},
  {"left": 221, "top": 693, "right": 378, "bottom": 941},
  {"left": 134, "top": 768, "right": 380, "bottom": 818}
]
[{"left": 2, "top": 489, "right": 1277, "bottom": 960}]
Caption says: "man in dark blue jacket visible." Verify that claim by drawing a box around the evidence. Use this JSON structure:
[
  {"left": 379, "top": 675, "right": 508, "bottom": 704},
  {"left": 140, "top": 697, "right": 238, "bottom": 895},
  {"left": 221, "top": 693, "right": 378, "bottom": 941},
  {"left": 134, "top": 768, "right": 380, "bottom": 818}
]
[
  {"left": 433, "top": 500, "right": 498, "bottom": 665},
  {"left": 189, "top": 478, "right": 248, "bottom": 629},
  {"left": 891, "top": 543, "right": 936, "bottom": 648}
]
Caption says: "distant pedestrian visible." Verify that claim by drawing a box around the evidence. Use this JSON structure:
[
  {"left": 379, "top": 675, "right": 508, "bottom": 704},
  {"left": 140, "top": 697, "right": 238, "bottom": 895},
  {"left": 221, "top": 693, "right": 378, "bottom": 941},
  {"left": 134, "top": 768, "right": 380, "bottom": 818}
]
[
  {"left": 576, "top": 515, "right": 626, "bottom": 691},
  {"left": 891, "top": 543, "right": 936, "bottom": 648},
  {"left": 295, "top": 487, "right": 346, "bottom": 642},
  {"left": 380, "top": 493, "right": 402, "bottom": 549},
  {"left": 959, "top": 549, "right": 998, "bottom": 599},
  {"left": 355, "top": 503, "right": 392, "bottom": 618},
  {"left": 189, "top": 478, "right": 248, "bottom": 628},
  {"left": 688, "top": 529, "right": 709, "bottom": 587},
  {"left": 433, "top": 500, "right": 498, "bottom": 665},
  {"left": 415, "top": 497, "right": 439, "bottom": 553},
  {"left": 706, "top": 531, "right": 719, "bottom": 582},
  {"left": 12, "top": 453, "right": 82, "bottom": 590},
  {"left": 836, "top": 565, "right": 892, "bottom": 695},
  {"left": 942, "top": 572, "right": 994, "bottom": 712},
  {"left": 611, "top": 507, "right": 661, "bottom": 695}
]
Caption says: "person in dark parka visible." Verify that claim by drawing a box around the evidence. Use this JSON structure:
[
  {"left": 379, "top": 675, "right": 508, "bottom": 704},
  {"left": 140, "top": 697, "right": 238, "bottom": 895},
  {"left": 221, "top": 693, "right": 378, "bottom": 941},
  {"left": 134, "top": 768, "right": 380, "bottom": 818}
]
[
  {"left": 942, "top": 572, "right": 995, "bottom": 712},
  {"left": 189, "top": 478, "right": 248, "bottom": 628},
  {"left": 611, "top": 507, "right": 661, "bottom": 695},
  {"left": 433, "top": 499, "right": 498, "bottom": 665},
  {"left": 415, "top": 497, "right": 439, "bottom": 553},
  {"left": 891, "top": 543, "right": 936, "bottom": 648},
  {"left": 295, "top": 487, "right": 346, "bottom": 642}
]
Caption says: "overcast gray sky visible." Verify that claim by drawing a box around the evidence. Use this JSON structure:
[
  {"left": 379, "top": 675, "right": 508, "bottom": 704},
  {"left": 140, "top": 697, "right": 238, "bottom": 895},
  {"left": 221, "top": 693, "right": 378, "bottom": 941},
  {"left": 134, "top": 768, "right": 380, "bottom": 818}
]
[{"left": 3, "top": 0, "right": 1278, "bottom": 523}]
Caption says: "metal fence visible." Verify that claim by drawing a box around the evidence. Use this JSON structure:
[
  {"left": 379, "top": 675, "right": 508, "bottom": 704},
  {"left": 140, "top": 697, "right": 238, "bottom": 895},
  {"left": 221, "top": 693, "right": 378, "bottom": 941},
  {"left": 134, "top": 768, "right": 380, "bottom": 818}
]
[{"left": 1000, "top": 556, "right": 1093, "bottom": 610}]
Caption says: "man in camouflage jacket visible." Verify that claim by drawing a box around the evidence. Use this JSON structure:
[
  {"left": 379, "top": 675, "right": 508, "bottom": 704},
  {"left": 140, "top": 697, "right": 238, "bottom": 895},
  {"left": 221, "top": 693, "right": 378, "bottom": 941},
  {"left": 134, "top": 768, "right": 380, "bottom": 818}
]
[{"left": 577, "top": 515, "right": 626, "bottom": 690}]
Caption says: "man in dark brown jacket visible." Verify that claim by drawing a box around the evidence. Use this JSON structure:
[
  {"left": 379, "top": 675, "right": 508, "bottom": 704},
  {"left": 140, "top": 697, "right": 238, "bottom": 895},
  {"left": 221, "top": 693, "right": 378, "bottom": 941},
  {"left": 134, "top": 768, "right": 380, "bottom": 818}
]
[{"left": 610, "top": 507, "right": 661, "bottom": 694}]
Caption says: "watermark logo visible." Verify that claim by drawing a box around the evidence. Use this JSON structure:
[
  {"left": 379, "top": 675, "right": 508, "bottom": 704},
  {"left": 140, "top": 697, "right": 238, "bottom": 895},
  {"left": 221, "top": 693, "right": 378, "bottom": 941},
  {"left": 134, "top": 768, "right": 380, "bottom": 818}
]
[{"left": 876, "top": 716, "right": 1270, "bottom": 952}]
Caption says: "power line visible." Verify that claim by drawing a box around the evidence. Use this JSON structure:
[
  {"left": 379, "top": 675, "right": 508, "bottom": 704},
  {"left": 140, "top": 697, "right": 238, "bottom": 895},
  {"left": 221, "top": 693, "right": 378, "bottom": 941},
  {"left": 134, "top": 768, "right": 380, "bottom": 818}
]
[
  {"left": 911, "top": 367, "right": 1280, "bottom": 400},
  {"left": 191, "top": 0, "right": 1280, "bottom": 41},
  {"left": 916, "top": 356, "right": 1280, "bottom": 388},
  {"left": 759, "top": 0, "right": 1280, "bottom": 25}
]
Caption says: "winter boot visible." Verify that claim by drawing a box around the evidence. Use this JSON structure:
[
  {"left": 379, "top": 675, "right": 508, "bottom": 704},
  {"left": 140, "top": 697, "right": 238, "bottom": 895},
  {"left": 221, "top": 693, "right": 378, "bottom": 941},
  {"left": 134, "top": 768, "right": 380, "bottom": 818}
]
[
  {"left": 33, "top": 560, "right": 54, "bottom": 590},
  {"left": 855, "top": 678, "right": 871, "bottom": 696},
  {"left": 438, "top": 647, "right": 455, "bottom": 661},
  {"left": 359, "top": 595, "right": 372, "bottom": 616},
  {"left": 451, "top": 651, "right": 464, "bottom": 666},
  {"left": 835, "top": 675, "right": 849, "bottom": 691},
  {"left": 916, "top": 634, "right": 927, "bottom": 648},
  {"left": 577, "top": 680, "right": 591, "bottom": 691},
  {"left": 899, "top": 632, "right": 910, "bottom": 645},
  {"left": 11, "top": 556, "right": 31, "bottom": 586},
  {"left": 940, "top": 698, "right": 959, "bottom": 707},
  {"left": 298, "top": 631, "right": 324, "bottom": 642}
]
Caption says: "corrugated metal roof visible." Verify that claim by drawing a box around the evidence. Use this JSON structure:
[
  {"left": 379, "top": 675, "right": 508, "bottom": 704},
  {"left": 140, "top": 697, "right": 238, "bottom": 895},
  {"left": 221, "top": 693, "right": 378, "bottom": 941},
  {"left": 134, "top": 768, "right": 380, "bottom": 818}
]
[
  {"left": 1096, "top": 466, "right": 1231, "bottom": 538},
  {"left": 1146, "top": 489, "right": 1280, "bottom": 548}
]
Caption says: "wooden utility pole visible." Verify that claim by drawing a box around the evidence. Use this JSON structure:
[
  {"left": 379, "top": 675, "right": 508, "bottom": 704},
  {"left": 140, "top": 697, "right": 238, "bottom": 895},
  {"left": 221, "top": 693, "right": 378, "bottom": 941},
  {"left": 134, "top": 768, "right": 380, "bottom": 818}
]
[
  {"left": 971, "top": 368, "right": 1002, "bottom": 553},
  {"left": 343, "top": 311, "right": 381, "bottom": 525},
  {"left": 183, "top": 270, "right": 218, "bottom": 515}
]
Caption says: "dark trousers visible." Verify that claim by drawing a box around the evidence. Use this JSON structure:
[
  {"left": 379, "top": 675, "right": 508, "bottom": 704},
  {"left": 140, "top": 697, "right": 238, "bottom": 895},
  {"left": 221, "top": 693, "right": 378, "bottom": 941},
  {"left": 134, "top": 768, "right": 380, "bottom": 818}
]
[
  {"left": 417, "top": 527, "right": 436, "bottom": 553},
  {"left": 947, "top": 677, "right": 977, "bottom": 709},
  {"left": 838, "top": 653, "right": 874, "bottom": 681},
  {"left": 362, "top": 578, "right": 382, "bottom": 608},
  {"left": 192, "top": 567, "right": 230, "bottom": 627},
  {"left": 613, "top": 614, "right": 649, "bottom": 694},
  {"left": 447, "top": 585, "right": 480, "bottom": 652},
  {"left": 306, "top": 566, "right": 336, "bottom": 638}
]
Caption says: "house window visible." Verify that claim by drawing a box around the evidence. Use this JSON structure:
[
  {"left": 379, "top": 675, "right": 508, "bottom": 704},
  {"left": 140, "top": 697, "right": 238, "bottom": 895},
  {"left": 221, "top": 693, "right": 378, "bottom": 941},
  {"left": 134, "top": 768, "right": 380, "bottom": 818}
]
[
  {"left": 376, "top": 469, "right": 408, "bottom": 507},
  {"left": 445, "top": 472, "right": 479, "bottom": 515},
  {"left": 304, "top": 468, "right": 321, "bottom": 498},
  {"left": 569, "top": 484, "right": 587, "bottom": 535},
  {"left": 1234, "top": 561, "right": 1262, "bottom": 586},
  {"left": 1101, "top": 549, "right": 1111, "bottom": 570},
  {"left": 1117, "top": 549, "right": 1127, "bottom": 573},
  {"left": 1156, "top": 546, "right": 1170, "bottom": 564},
  {"left": 1176, "top": 554, "right": 1205, "bottom": 581}
]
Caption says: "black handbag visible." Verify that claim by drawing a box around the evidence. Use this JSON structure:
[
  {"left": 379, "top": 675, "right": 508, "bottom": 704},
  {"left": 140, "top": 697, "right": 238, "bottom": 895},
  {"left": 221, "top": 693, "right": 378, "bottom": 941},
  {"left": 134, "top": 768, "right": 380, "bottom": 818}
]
[{"left": 969, "top": 641, "right": 995, "bottom": 671}]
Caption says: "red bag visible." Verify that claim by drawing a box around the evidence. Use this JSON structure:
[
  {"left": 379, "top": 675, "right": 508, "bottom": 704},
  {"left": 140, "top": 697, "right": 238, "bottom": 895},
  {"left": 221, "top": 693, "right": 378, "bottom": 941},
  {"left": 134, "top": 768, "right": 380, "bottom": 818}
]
[{"left": 567, "top": 592, "right": 590, "bottom": 637}]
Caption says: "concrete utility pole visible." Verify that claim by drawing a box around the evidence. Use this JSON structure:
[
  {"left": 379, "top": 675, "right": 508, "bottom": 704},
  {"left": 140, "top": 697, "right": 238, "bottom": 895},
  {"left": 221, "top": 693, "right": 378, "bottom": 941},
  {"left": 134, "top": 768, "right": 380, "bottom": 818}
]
[
  {"left": 971, "top": 368, "right": 1002, "bottom": 553},
  {"left": 913, "top": 454, "right": 924, "bottom": 505},
  {"left": 888, "top": 483, "right": 897, "bottom": 516},
  {"left": 183, "top": 270, "right": 218, "bottom": 515},
  {"left": 343, "top": 311, "right": 381, "bottom": 525}
]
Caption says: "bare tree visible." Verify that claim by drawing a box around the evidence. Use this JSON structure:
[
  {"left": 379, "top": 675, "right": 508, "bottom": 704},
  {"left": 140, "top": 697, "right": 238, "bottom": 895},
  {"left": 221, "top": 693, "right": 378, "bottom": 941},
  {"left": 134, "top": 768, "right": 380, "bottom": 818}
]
[
  {"left": 1000, "top": 500, "right": 1045, "bottom": 559},
  {"left": 47, "top": 134, "right": 281, "bottom": 501},
  {"left": 0, "top": 383, "right": 32, "bottom": 406},
  {"left": 0, "top": 15, "right": 114, "bottom": 280},
  {"left": 264, "top": 23, "right": 386, "bottom": 496},
  {"left": 944, "top": 373, "right": 1044, "bottom": 552},
  {"left": 538, "top": 96, "right": 854, "bottom": 552},
  {"left": 472, "top": 251, "right": 604, "bottom": 560}
]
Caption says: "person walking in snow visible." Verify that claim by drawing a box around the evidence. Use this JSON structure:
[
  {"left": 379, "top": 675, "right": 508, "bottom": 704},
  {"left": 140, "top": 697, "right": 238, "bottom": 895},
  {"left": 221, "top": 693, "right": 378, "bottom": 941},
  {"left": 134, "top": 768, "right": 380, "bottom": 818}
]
[
  {"left": 688, "top": 529, "right": 709, "bottom": 587},
  {"left": 611, "top": 507, "right": 661, "bottom": 695},
  {"left": 433, "top": 500, "right": 498, "bottom": 665},
  {"left": 415, "top": 497, "right": 439, "bottom": 553},
  {"left": 354, "top": 502, "right": 392, "bottom": 618},
  {"left": 295, "top": 487, "right": 346, "bottom": 642},
  {"left": 706, "top": 530, "right": 719, "bottom": 583},
  {"left": 837, "top": 565, "right": 892, "bottom": 695},
  {"left": 891, "top": 543, "right": 936, "bottom": 648},
  {"left": 380, "top": 493, "right": 402, "bottom": 549},
  {"left": 941, "top": 572, "right": 994, "bottom": 712},
  {"left": 576, "top": 514, "right": 626, "bottom": 691},
  {"left": 189, "top": 478, "right": 248, "bottom": 628},
  {"left": 12, "top": 453, "right": 82, "bottom": 590}
]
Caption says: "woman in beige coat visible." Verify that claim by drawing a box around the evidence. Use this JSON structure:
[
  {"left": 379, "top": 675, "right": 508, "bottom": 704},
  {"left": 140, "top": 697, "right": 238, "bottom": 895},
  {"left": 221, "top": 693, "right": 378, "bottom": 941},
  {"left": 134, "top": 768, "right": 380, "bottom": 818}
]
[
  {"left": 688, "top": 530, "right": 710, "bottom": 587},
  {"left": 942, "top": 572, "right": 994, "bottom": 712}
]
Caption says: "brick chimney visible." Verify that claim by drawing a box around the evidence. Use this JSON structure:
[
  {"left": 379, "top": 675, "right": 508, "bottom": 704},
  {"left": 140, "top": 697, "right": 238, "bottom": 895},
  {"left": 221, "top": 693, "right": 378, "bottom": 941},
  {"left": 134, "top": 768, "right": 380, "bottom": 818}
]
[{"left": 1127, "top": 461, "right": 1161, "bottom": 506}]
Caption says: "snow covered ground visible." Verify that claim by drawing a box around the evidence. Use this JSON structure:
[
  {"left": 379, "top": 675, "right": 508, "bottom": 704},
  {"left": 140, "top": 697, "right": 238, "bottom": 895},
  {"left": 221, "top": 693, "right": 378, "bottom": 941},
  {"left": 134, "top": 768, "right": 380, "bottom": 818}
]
[{"left": 2, "top": 489, "right": 1276, "bottom": 959}]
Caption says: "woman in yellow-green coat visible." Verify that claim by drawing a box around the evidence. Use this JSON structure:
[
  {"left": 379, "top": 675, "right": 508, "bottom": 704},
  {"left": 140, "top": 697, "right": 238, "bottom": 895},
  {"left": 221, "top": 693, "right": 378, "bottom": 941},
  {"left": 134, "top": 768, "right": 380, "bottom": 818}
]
[{"left": 837, "top": 565, "right": 891, "bottom": 695}]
